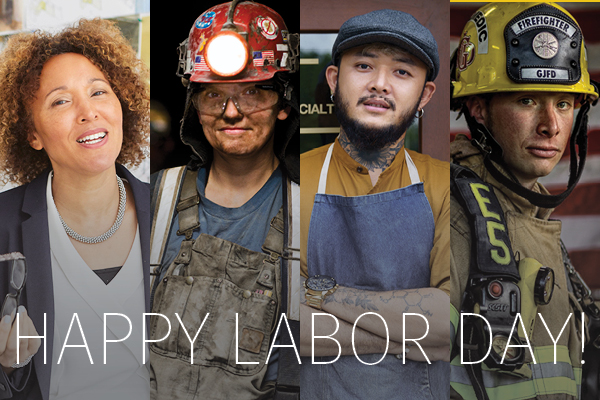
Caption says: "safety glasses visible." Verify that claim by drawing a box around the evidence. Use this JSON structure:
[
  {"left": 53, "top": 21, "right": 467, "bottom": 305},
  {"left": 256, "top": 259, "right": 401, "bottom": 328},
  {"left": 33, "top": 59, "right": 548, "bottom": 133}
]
[
  {"left": 0, "top": 252, "right": 27, "bottom": 319},
  {"left": 194, "top": 84, "right": 280, "bottom": 117}
]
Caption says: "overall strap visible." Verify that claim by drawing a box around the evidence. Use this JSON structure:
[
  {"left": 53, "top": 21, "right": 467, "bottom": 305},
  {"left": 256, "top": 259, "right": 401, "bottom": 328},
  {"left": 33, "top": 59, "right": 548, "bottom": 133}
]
[
  {"left": 285, "top": 179, "right": 301, "bottom": 322},
  {"left": 176, "top": 169, "right": 200, "bottom": 239},
  {"left": 150, "top": 166, "right": 185, "bottom": 293},
  {"left": 273, "top": 175, "right": 300, "bottom": 399}
]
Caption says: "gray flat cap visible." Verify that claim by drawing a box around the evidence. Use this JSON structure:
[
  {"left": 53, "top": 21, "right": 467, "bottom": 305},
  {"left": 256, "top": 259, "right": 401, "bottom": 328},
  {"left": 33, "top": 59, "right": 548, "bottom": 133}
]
[{"left": 332, "top": 9, "right": 439, "bottom": 81}]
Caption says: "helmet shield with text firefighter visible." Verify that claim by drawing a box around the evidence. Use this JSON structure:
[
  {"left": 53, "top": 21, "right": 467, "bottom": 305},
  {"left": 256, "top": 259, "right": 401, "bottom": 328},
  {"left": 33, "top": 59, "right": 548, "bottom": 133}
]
[
  {"left": 451, "top": 2, "right": 599, "bottom": 208},
  {"left": 177, "top": 0, "right": 300, "bottom": 182}
]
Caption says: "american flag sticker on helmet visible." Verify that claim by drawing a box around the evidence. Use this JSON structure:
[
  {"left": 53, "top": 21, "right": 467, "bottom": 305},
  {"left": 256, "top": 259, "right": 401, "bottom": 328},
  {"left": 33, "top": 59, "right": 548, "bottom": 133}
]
[
  {"left": 253, "top": 51, "right": 274, "bottom": 67},
  {"left": 194, "top": 55, "right": 210, "bottom": 71}
]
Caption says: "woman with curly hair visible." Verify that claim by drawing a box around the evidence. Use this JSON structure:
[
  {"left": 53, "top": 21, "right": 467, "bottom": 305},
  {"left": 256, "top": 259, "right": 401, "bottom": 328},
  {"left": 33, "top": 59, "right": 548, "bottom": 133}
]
[{"left": 0, "top": 19, "right": 150, "bottom": 399}]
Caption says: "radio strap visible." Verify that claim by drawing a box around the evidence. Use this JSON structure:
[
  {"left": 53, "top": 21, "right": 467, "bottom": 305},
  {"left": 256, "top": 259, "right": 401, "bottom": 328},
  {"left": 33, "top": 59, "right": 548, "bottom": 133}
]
[
  {"left": 451, "top": 163, "right": 521, "bottom": 400},
  {"left": 450, "top": 164, "right": 519, "bottom": 281}
]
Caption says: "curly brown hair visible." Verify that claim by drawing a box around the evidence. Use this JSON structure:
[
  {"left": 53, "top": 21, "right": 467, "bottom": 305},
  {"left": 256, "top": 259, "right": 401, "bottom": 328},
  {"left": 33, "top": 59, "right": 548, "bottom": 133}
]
[{"left": 0, "top": 18, "right": 149, "bottom": 185}]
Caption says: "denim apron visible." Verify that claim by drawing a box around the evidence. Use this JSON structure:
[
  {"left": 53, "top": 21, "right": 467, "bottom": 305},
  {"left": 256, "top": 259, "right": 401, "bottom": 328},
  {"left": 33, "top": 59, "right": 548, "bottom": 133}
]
[{"left": 301, "top": 144, "right": 448, "bottom": 399}]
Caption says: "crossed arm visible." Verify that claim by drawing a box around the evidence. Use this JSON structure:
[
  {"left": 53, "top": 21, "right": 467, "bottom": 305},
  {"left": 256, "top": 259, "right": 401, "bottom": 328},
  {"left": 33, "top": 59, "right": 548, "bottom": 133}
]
[
  {"left": 299, "top": 284, "right": 450, "bottom": 362},
  {"left": 297, "top": 159, "right": 452, "bottom": 362}
]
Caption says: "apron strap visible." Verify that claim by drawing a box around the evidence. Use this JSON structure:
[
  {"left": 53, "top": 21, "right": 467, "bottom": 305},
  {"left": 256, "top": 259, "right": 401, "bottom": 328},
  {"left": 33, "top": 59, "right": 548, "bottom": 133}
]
[
  {"left": 404, "top": 150, "right": 421, "bottom": 184},
  {"left": 317, "top": 143, "right": 420, "bottom": 193},
  {"left": 317, "top": 143, "right": 335, "bottom": 194}
]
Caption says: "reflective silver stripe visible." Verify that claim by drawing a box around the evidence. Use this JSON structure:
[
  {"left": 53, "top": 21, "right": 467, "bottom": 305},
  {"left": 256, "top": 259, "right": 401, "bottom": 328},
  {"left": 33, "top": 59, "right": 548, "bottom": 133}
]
[
  {"left": 531, "top": 361, "right": 575, "bottom": 380},
  {"left": 470, "top": 11, "right": 488, "bottom": 54},
  {"left": 287, "top": 181, "right": 300, "bottom": 321},
  {"left": 521, "top": 67, "right": 569, "bottom": 80},
  {"left": 451, "top": 363, "right": 526, "bottom": 387},
  {"left": 150, "top": 166, "right": 185, "bottom": 290},
  {"left": 451, "top": 361, "right": 576, "bottom": 387},
  {"left": 510, "top": 15, "right": 578, "bottom": 38}
]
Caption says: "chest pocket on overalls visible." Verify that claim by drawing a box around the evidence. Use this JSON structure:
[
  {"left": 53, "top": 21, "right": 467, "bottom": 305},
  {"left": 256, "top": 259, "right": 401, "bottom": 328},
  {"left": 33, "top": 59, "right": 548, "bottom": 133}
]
[{"left": 150, "top": 170, "right": 282, "bottom": 376}]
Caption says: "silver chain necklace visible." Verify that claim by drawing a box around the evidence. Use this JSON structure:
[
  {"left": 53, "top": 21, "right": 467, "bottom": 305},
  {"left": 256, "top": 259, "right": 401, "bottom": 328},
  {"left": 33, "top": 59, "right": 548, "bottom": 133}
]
[{"left": 57, "top": 175, "right": 126, "bottom": 244}]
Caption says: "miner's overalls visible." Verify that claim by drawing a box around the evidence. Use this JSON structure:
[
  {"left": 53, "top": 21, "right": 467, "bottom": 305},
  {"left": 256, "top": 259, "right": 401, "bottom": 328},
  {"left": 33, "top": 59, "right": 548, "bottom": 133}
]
[{"left": 150, "top": 169, "right": 288, "bottom": 400}]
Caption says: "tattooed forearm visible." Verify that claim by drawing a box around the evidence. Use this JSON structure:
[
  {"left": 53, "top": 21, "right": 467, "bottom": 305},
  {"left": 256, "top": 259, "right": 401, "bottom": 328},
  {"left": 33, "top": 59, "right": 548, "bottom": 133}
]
[
  {"left": 331, "top": 288, "right": 379, "bottom": 311},
  {"left": 325, "top": 287, "right": 433, "bottom": 317},
  {"left": 338, "top": 131, "right": 405, "bottom": 172},
  {"left": 378, "top": 289, "right": 433, "bottom": 317},
  {"left": 320, "top": 286, "right": 450, "bottom": 346}
]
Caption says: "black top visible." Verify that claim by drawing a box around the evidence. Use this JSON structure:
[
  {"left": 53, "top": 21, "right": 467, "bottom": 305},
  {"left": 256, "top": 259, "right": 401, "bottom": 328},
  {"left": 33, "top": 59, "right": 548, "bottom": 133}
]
[{"left": 93, "top": 266, "right": 122, "bottom": 285}]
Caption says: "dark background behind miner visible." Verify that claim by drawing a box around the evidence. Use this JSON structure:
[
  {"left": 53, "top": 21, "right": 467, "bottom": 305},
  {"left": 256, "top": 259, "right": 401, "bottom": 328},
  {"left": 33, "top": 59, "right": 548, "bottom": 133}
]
[{"left": 150, "top": 0, "right": 300, "bottom": 174}]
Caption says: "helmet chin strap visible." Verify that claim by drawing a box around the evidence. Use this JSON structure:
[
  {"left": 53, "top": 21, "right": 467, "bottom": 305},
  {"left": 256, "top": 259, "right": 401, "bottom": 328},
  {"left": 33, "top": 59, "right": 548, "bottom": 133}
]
[{"left": 462, "top": 101, "right": 591, "bottom": 209}]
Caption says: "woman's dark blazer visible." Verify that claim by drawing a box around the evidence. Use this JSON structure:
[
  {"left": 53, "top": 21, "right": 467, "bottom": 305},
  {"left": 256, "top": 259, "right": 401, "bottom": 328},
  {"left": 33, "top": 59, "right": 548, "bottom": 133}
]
[{"left": 0, "top": 164, "right": 150, "bottom": 400}]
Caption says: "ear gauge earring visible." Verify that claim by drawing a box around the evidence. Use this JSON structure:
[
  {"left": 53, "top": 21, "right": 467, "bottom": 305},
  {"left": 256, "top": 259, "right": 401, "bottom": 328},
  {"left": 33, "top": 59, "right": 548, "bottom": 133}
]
[{"left": 416, "top": 108, "right": 424, "bottom": 119}]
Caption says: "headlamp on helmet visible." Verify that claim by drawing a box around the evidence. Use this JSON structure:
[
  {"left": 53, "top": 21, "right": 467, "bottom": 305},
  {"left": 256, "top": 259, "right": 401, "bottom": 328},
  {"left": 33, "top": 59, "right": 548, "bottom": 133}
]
[
  {"left": 177, "top": 0, "right": 298, "bottom": 84},
  {"left": 205, "top": 30, "right": 249, "bottom": 77}
]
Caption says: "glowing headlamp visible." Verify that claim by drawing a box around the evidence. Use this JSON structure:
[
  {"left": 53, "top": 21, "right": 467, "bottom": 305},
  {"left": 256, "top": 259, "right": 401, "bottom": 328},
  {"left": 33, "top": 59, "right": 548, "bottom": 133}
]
[{"left": 205, "top": 31, "right": 248, "bottom": 77}]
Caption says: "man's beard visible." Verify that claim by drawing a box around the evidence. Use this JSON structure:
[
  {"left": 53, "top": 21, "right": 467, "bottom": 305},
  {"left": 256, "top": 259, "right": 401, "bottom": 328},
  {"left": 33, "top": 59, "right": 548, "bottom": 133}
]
[{"left": 333, "top": 85, "right": 420, "bottom": 151}]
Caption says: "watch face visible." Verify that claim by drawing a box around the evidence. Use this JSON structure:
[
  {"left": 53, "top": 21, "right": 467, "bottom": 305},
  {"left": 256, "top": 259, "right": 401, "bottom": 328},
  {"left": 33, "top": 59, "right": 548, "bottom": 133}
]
[{"left": 306, "top": 275, "right": 336, "bottom": 291}]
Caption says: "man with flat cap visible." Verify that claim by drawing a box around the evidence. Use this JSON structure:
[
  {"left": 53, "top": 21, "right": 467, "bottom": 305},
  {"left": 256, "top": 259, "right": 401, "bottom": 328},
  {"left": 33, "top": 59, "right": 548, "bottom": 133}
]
[{"left": 299, "top": 9, "right": 450, "bottom": 399}]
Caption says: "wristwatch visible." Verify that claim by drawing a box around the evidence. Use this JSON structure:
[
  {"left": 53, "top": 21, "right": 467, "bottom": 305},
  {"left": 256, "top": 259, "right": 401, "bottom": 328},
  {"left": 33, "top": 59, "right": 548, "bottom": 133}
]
[{"left": 304, "top": 275, "right": 338, "bottom": 310}]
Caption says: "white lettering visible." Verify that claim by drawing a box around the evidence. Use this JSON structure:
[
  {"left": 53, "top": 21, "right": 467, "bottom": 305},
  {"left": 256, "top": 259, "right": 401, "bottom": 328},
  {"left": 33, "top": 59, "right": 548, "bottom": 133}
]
[
  {"left": 103, "top": 313, "right": 132, "bottom": 364},
  {"left": 460, "top": 313, "right": 492, "bottom": 364},
  {"left": 177, "top": 312, "right": 210, "bottom": 364},
  {"left": 582, "top": 312, "right": 586, "bottom": 358},
  {"left": 352, "top": 312, "right": 389, "bottom": 365},
  {"left": 265, "top": 313, "right": 301, "bottom": 364},
  {"left": 235, "top": 313, "right": 259, "bottom": 365},
  {"left": 58, "top": 313, "right": 93, "bottom": 365},
  {"left": 312, "top": 313, "right": 341, "bottom": 364},
  {"left": 503, "top": 313, "right": 535, "bottom": 364},
  {"left": 299, "top": 103, "right": 334, "bottom": 115},
  {"left": 142, "top": 313, "right": 172, "bottom": 364},
  {"left": 403, "top": 313, "right": 431, "bottom": 364},
  {"left": 16, "top": 312, "right": 47, "bottom": 364},
  {"left": 538, "top": 312, "right": 572, "bottom": 364},
  {"left": 511, "top": 15, "right": 577, "bottom": 37}
]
